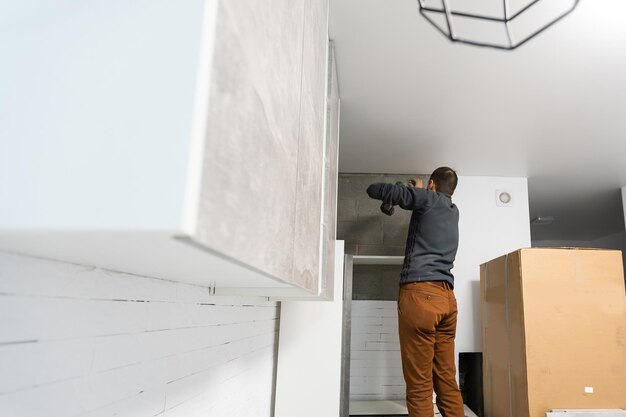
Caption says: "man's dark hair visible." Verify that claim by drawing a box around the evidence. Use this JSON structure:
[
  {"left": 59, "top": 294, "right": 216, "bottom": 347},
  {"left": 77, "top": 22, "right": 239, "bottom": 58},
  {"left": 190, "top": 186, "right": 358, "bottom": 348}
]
[{"left": 430, "top": 167, "right": 458, "bottom": 195}]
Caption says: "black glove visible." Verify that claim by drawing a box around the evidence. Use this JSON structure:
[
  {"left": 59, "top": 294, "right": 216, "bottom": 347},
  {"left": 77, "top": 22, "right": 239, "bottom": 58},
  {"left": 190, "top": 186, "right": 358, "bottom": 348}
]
[
  {"left": 380, "top": 203, "right": 394, "bottom": 216},
  {"left": 379, "top": 181, "right": 405, "bottom": 216}
]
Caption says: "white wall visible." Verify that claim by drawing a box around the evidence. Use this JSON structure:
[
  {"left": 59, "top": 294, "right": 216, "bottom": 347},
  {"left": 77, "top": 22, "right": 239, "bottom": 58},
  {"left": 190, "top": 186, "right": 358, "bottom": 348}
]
[
  {"left": 0, "top": 251, "right": 279, "bottom": 417},
  {"left": 453, "top": 175, "right": 531, "bottom": 353}
]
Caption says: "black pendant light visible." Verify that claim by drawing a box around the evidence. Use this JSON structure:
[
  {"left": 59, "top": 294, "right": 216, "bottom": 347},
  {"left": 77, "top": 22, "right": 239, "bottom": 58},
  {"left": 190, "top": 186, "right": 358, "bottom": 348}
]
[{"left": 417, "top": 0, "right": 580, "bottom": 50}]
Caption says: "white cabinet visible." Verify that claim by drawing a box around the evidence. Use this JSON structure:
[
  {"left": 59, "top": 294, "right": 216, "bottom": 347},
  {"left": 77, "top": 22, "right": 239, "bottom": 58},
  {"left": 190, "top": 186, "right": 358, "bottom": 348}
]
[{"left": 0, "top": 0, "right": 338, "bottom": 298}]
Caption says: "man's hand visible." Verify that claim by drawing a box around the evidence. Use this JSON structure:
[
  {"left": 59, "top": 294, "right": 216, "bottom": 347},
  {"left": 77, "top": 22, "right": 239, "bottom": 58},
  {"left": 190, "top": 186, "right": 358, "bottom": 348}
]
[{"left": 409, "top": 177, "right": 424, "bottom": 188}]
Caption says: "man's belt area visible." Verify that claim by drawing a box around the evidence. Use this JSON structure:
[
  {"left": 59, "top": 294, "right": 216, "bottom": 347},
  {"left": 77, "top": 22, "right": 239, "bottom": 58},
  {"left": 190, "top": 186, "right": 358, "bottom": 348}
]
[
  {"left": 423, "top": 280, "right": 452, "bottom": 290},
  {"left": 401, "top": 280, "right": 452, "bottom": 290}
]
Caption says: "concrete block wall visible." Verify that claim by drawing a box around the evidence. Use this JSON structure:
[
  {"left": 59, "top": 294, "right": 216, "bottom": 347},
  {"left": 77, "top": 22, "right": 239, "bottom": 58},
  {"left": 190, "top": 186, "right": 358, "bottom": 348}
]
[
  {"left": 337, "top": 173, "right": 428, "bottom": 300},
  {"left": 338, "top": 173, "right": 429, "bottom": 256},
  {"left": 0, "top": 252, "right": 279, "bottom": 417}
]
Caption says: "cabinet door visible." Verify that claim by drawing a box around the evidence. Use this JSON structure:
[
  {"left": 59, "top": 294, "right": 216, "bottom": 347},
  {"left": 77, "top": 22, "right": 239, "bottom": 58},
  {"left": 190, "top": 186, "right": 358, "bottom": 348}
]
[
  {"left": 193, "top": 0, "right": 307, "bottom": 285},
  {"left": 192, "top": 0, "right": 336, "bottom": 295},
  {"left": 0, "top": 0, "right": 339, "bottom": 298}
]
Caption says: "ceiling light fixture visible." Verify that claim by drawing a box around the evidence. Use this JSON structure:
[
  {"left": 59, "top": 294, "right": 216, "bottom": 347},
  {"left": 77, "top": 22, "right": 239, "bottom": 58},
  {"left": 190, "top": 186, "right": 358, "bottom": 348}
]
[{"left": 417, "top": 0, "right": 580, "bottom": 50}]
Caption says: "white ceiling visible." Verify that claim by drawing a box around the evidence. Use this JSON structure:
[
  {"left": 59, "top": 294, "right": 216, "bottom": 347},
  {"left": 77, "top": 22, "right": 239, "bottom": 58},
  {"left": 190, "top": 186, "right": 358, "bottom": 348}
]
[{"left": 330, "top": 0, "right": 626, "bottom": 241}]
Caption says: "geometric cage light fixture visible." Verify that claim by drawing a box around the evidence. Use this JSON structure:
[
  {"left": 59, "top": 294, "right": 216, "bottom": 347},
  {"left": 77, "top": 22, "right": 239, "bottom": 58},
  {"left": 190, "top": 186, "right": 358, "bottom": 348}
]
[{"left": 417, "top": 0, "right": 580, "bottom": 50}]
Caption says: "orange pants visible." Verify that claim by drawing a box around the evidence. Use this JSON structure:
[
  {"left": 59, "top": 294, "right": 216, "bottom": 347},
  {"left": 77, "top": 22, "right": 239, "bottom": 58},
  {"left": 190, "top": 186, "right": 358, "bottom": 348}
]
[{"left": 398, "top": 282, "right": 465, "bottom": 417}]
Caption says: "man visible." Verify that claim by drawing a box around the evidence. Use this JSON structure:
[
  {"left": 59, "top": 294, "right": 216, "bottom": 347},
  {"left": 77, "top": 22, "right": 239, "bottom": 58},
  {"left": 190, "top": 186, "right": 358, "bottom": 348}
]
[{"left": 366, "top": 167, "right": 463, "bottom": 417}]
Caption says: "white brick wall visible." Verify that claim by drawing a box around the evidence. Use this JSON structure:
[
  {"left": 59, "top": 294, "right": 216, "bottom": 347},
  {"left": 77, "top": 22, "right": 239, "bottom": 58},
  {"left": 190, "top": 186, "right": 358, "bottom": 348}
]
[
  {"left": 350, "top": 300, "right": 405, "bottom": 400},
  {"left": 0, "top": 252, "right": 279, "bottom": 417}
]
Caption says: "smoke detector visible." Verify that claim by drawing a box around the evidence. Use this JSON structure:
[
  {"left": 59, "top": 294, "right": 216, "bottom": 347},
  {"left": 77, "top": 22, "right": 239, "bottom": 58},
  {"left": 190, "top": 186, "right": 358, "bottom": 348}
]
[{"left": 496, "top": 189, "right": 513, "bottom": 207}]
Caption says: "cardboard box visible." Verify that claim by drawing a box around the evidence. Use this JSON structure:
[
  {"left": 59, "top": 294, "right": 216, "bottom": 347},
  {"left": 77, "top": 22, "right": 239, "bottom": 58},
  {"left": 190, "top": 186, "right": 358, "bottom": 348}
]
[{"left": 480, "top": 248, "right": 626, "bottom": 417}]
